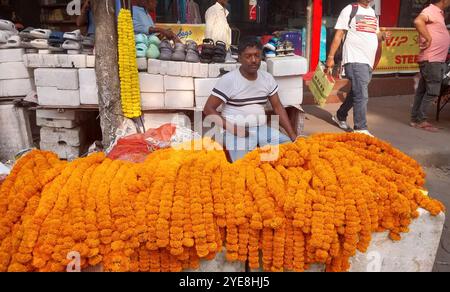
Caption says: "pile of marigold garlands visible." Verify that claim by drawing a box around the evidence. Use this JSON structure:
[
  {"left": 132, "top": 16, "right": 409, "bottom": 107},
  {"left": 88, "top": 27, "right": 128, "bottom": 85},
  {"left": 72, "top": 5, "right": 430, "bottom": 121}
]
[{"left": 0, "top": 133, "right": 445, "bottom": 272}]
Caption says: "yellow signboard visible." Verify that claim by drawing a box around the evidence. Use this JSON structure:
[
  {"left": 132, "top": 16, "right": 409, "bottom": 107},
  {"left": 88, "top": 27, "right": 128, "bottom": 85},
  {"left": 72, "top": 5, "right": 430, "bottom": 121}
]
[
  {"left": 156, "top": 23, "right": 206, "bottom": 44},
  {"left": 375, "top": 28, "right": 420, "bottom": 74}
]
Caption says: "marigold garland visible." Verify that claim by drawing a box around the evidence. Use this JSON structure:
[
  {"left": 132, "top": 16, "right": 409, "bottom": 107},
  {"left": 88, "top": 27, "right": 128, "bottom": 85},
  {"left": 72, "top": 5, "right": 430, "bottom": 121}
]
[
  {"left": 0, "top": 134, "right": 446, "bottom": 272},
  {"left": 118, "top": 9, "right": 141, "bottom": 118}
]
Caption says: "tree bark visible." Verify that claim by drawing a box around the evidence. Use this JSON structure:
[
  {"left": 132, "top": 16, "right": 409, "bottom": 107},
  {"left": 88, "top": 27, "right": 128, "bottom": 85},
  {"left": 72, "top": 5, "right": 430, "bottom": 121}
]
[{"left": 92, "top": 0, "right": 123, "bottom": 149}]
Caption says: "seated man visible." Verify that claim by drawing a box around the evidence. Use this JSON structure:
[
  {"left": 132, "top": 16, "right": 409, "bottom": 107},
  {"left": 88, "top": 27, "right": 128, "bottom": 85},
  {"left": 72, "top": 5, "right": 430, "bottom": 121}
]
[
  {"left": 203, "top": 37, "right": 298, "bottom": 162},
  {"left": 133, "top": 0, "right": 179, "bottom": 42}
]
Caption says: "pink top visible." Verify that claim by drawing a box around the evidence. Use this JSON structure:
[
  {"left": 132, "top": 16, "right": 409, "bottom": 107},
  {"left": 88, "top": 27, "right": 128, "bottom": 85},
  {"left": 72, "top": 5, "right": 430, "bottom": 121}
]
[{"left": 418, "top": 4, "right": 450, "bottom": 63}]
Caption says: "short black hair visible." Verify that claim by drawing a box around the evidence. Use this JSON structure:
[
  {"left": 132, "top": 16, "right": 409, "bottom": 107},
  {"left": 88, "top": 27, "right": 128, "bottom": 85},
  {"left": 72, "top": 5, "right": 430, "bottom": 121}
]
[{"left": 238, "top": 37, "right": 263, "bottom": 55}]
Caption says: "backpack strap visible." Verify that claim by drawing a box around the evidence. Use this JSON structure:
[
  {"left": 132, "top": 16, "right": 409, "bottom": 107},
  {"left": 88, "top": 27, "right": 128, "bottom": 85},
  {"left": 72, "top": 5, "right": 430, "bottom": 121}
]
[{"left": 348, "top": 3, "right": 359, "bottom": 29}]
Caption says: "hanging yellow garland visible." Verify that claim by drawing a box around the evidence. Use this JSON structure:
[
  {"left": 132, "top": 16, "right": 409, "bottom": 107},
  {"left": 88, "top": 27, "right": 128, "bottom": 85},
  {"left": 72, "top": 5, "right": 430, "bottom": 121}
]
[{"left": 118, "top": 9, "right": 141, "bottom": 118}]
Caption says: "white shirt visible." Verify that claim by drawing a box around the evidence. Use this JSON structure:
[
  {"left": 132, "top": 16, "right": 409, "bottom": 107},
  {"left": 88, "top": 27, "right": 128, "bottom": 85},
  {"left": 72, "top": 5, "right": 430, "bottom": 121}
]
[
  {"left": 212, "top": 69, "right": 279, "bottom": 127},
  {"left": 335, "top": 4, "right": 379, "bottom": 68},
  {"left": 205, "top": 2, "right": 232, "bottom": 47}
]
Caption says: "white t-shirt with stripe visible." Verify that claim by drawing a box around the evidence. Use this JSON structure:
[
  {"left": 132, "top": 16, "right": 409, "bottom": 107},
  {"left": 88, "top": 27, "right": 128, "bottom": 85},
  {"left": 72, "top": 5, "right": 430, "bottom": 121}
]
[
  {"left": 335, "top": 4, "right": 379, "bottom": 68},
  {"left": 212, "top": 69, "right": 279, "bottom": 127}
]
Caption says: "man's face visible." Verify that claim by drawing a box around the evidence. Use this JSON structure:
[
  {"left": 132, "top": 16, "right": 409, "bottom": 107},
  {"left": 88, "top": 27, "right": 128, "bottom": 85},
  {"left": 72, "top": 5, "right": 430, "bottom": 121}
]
[
  {"left": 218, "top": 0, "right": 229, "bottom": 7},
  {"left": 238, "top": 46, "right": 262, "bottom": 74},
  {"left": 358, "top": 0, "right": 371, "bottom": 6}
]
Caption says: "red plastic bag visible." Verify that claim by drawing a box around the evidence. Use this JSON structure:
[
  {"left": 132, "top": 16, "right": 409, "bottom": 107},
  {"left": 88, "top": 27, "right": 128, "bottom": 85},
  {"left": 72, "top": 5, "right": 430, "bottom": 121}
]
[{"left": 108, "top": 124, "right": 177, "bottom": 162}]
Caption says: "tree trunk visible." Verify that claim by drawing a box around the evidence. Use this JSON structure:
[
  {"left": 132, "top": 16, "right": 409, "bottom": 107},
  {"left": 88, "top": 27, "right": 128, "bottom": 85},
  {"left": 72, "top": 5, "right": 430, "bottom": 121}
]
[{"left": 92, "top": 0, "right": 123, "bottom": 149}]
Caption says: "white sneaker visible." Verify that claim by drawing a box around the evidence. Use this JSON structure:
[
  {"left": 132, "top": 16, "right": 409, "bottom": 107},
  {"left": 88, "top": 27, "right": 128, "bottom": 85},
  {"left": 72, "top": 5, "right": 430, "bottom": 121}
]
[
  {"left": 30, "top": 29, "right": 52, "bottom": 39},
  {"left": 30, "top": 39, "right": 49, "bottom": 49},
  {"left": 0, "top": 19, "right": 16, "bottom": 31},
  {"left": 63, "top": 29, "right": 81, "bottom": 41},
  {"left": 62, "top": 40, "right": 81, "bottom": 50},
  {"left": 354, "top": 130, "right": 374, "bottom": 137},
  {"left": 0, "top": 30, "right": 13, "bottom": 43},
  {"left": 5, "top": 35, "right": 21, "bottom": 48},
  {"left": 332, "top": 115, "right": 351, "bottom": 131}
]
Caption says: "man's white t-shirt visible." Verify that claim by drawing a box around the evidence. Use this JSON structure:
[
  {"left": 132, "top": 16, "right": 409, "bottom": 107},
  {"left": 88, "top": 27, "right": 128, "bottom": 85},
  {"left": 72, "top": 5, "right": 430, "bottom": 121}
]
[
  {"left": 211, "top": 69, "right": 279, "bottom": 127},
  {"left": 335, "top": 4, "right": 379, "bottom": 68}
]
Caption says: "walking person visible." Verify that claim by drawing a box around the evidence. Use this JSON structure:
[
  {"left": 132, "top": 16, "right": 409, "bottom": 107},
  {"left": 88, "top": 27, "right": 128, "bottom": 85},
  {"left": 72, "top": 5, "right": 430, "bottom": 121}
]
[
  {"left": 410, "top": 0, "right": 450, "bottom": 132},
  {"left": 326, "top": 0, "right": 387, "bottom": 137}
]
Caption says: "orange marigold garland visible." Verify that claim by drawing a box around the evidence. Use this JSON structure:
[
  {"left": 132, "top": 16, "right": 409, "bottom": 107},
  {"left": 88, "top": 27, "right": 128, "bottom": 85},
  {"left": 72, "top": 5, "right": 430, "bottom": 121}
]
[{"left": 0, "top": 133, "right": 445, "bottom": 272}]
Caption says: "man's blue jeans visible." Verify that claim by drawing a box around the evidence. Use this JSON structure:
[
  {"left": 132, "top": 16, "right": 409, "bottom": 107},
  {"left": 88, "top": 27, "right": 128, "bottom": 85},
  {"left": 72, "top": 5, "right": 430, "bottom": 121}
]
[
  {"left": 411, "top": 62, "right": 445, "bottom": 123},
  {"left": 218, "top": 125, "right": 292, "bottom": 162},
  {"left": 337, "top": 63, "right": 373, "bottom": 130}
]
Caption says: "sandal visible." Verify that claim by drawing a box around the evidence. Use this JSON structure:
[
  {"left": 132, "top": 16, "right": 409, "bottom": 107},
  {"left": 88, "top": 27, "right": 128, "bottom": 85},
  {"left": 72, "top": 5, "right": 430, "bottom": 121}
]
[
  {"left": 146, "top": 43, "right": 160, "bottom": 59},
  {"left": 135, "top": 33, "right": 148, "bottom": 45},
  {"left": 212, "top": 40, "right": 227, "bottom": 63},
  {"left": 410, "top": 122, "right": 439, "bottom": 133},
  {"left": 200, "top": 38, "right": 215, "bottom": 64},
  {"left": 172, "top": 42, "right": 186, "bottom": 61},
  {"left": 136, "top": 43, "right": 148, "bottom": 58},
  {"left": 185, "top": 40, "right": 200, "bottom": 63},
  {"left": 284, "top": 41, "right": 295, "bottom": 56},
  {"left": 159, "top": 40, "right": 173, "bottom": 61},
  {"left": 148, "top": 35, "right": 161, "bottom": 47}
]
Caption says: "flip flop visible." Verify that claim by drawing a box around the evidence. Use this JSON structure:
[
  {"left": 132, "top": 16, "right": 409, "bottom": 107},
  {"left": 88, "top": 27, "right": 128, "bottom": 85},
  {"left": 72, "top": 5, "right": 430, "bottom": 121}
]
[{"left": 410, "top": 122, "right": 439, "bottom": 133}]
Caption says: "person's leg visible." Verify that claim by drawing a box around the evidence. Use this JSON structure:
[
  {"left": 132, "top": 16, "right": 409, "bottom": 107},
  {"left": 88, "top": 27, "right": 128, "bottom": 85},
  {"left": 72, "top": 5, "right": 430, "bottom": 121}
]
[
  {"left": 411, "top": 65, "right": 427, "bottom": 123},
  {"left": 337, "top": 63, "right": 355, "bottom": 122},
  {"left": 350, "top": 63, "right": 372, "bottom": 130},
  {"left": 419, "top": 62, "right": 445, "bottom": 123},
  {"left": 256, "top": 125, "right": 292, "bottom": 162},
  {"left": 222, "top": 128, "right": 258, "bottom": 162},
  {"left": 257, "top": 124, "right": 292, "bottom": 146}
]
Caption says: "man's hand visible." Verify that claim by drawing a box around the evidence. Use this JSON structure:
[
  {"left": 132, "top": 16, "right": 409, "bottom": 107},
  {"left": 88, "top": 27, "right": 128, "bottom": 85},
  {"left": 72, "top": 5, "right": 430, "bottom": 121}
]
[
  {"left": 163, "top": 30, "right": 181, "bottom": 43},
  {"left": 420, "top": 37, "right": 432, "bottom": 50},
  {"left": 383, "top": 31, "right": 392, "bottom": 41},
  {"left": 325, "top": 56, "right": 335, "bottom": 73}
]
